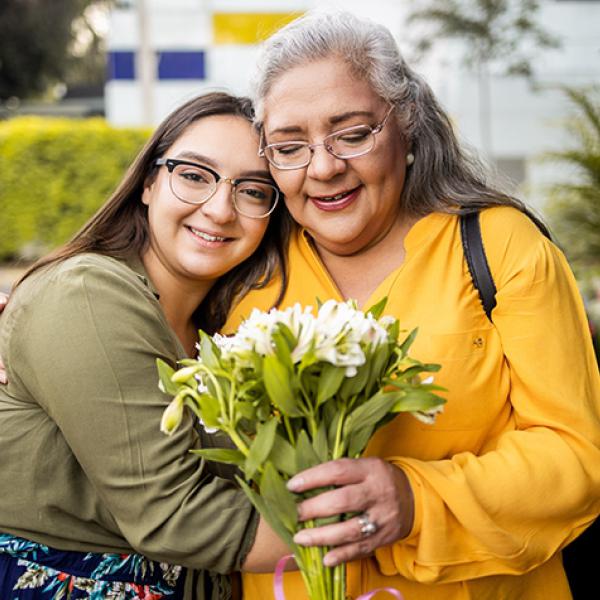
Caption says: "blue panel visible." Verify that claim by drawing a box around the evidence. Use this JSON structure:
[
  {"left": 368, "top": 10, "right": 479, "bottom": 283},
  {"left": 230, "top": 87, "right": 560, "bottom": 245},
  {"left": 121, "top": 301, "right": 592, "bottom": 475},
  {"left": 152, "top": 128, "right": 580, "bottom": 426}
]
[
  {"left": 158, "top": 51, "right": 206, "bottom": 80},
  {"left": 108, "top": 51, "right": 135, "bottom": 80}
]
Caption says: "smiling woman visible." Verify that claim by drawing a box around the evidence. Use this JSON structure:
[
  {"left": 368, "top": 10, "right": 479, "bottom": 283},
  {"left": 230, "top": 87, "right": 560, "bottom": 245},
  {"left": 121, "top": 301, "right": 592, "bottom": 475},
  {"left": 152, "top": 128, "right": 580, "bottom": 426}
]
[
  {"left": 223, "top": 10, "right": 600, "bottom": 600},
  {"left": 0, "top": 92, "right": 292, "bottom": 600}
]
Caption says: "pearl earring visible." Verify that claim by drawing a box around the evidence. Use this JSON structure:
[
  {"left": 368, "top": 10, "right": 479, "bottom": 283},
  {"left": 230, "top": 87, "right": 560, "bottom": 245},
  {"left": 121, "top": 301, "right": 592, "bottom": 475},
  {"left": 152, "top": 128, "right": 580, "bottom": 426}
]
[{"left": 406, "top": 153, "right": 415, "bottom": 165}]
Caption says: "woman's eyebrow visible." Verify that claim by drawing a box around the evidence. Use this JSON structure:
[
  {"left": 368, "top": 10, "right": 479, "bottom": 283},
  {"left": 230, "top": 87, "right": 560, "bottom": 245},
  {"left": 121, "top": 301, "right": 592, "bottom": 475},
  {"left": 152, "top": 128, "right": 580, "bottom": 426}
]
[
  {"left": 173, "top": 151, "right": 271, "bottom": 180},
  {"left": 329, "top": 110, "right": 375, "bottom": 125},
  {"left": 267, "top": 125, "right": 304, "bottom": 136},
  {"left": 174, "top": 151, "right": 218, "bottom": 169},
  {"left": 268, "top": 110, "right": 377, "bottom": 136},
  {"left": 239, "top": 169, "right": 273, "bottom": 180}
]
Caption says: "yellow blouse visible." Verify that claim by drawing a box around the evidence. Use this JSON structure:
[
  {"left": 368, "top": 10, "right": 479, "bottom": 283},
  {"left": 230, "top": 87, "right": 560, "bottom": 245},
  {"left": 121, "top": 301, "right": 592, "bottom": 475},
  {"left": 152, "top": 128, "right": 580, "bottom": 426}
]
[{"left": 225, "top": 207, "right": 600, "bottom": 600}]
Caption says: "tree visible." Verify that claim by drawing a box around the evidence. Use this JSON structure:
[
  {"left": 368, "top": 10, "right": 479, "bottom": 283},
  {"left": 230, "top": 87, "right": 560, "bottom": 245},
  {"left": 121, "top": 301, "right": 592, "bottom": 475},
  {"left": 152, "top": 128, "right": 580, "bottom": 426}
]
[
  {"left": 0, "top": 0, "right": 109, "bottom": 102},
  {"left": 546, "top": 86, "right": 600, "bottom": 280},
  {"left": 408, "top": 0, "right": 559, "bottom": 155}
]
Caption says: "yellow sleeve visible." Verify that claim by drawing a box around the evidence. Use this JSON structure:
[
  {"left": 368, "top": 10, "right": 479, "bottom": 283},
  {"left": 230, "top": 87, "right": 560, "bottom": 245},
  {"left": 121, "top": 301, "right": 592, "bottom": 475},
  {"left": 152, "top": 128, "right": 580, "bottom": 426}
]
[{"left": 376, "top": 208, "right": 600, "bottom": 583}]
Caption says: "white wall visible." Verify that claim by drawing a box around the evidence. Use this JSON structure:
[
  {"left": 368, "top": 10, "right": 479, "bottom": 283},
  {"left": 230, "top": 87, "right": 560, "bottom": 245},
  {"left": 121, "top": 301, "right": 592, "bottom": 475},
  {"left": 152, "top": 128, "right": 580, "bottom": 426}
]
[{"left": 105, "top": 0, "right": 600, "bottom": 213}]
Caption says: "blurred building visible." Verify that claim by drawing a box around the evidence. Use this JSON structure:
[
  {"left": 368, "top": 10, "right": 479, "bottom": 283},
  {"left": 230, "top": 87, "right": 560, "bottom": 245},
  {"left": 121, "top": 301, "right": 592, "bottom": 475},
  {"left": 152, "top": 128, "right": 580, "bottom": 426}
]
[{"left": 105, "top": 0, "right": 600, "bottom": 210}]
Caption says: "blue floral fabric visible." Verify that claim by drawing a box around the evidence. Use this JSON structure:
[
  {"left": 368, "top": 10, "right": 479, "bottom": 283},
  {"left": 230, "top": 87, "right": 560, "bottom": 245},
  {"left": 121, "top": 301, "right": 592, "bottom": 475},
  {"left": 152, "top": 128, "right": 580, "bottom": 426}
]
[{"left": 0, "top": 533, "right": 185, "bottom": 599}]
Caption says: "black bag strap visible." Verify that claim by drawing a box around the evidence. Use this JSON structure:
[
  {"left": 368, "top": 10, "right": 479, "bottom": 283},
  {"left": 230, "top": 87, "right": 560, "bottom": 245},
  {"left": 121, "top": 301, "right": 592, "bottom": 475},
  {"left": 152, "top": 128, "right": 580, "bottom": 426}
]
[{"left": 460, "top": 211, "right": 497, "bottom": 321}]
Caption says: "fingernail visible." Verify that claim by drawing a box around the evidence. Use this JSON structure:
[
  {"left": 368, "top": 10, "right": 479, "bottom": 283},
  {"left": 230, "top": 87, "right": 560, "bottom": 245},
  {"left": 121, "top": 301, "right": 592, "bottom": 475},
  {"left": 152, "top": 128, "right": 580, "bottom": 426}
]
[
  {"left": 287, "top": 476, "right": 304, "bottom": 491},
  {"left": 323, "top": 554, "right": 336, "bottom": 567},
  {"left": 0, "top": 373, "right": 7, "bottom": 385},
  {"left": 293, "top": 531, "right": 311, "bottom": 546}
]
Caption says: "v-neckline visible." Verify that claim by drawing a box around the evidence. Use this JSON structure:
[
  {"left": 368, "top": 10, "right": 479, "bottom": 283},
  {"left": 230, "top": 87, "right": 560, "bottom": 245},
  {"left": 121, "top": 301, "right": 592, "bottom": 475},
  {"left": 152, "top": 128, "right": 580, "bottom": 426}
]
[{"left": 299, "top": 212, "right": 444, "bottom": 308}]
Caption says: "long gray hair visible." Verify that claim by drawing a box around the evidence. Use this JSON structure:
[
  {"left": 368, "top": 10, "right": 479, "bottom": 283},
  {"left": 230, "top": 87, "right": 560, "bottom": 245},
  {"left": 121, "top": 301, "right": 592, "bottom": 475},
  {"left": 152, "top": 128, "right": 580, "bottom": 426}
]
[{"left": 252, "top": 10, "right": 549, "bottom": 234}]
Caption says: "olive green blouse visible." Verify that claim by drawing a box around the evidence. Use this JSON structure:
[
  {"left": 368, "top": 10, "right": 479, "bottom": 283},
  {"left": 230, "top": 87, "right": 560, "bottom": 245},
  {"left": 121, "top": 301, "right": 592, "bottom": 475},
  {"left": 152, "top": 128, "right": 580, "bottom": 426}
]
[{"left": 0, "top": 253, "right": 259, "bottom": 600}]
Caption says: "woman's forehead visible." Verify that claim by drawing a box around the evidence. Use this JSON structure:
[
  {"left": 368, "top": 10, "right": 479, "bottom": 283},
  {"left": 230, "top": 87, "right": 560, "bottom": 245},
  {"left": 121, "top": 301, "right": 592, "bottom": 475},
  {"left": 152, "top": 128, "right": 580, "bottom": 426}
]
[{"left": 263, "top": 62, "right": 383, "bottom": 134}]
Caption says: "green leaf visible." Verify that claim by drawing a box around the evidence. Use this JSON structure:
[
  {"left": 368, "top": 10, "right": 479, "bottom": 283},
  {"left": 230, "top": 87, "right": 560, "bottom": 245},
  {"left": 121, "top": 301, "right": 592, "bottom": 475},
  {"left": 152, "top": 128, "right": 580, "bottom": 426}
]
[
  {"left": 339, "top": 360, "right": 371, "bottom": 400},
  {"left": 190, "top": 448, "right": 246, "bottom": 466},
  {"left": 391, "top": 390, "right": 446, "bottom": 413},
  {"left": 343, "top": 391, "right": 401, "bottom": 456},
  {"left": 365, "top": 296, "right": 388, "bottom": 319},
  {"left": 316, "top": 364, "right": 346, "bottom": 406},
  {"left": 198, "top": 330, "right": 221, "bottom": 370},
  {"left": 399, "top": 328, "right": 418, "bottom": 355},
  {"left": 245, "top": 419, "right": 278, "bottom": 479},
  {"left": 295, "top": 430, "right": 322, "bottom": 472},
  {"left": 343, "top": 391, "right": 402, "bottom": 440},
  {"left": 346, "top": 424, "right": 377, "bottom": 458},
  {"left": 324, "top": 401, "right": 341, "bottom": 449},
  {"left": 197, "top": 394, "right": 222, "bottom": 429},
  {"left": 260, "top": 463, "right": 298, "bottom": 533},
  {"left": 236, "top": 476, "right": 295, "bottom": 547},
  {"left": 263, "top": 355, "right": 304, "bottom": 417},
  {"left": 270, "top": 434, "right": 297, "bottom": 476},
  {"left": 363, "top": 343, "right": 393, "bottom": 397},
  {"left": 156, "top": 359, "right": 180, "bottom": 396},
  {"left": 313, "top": 420, "right": 330, "bottom": 462},
  {"left": 271, "top": 326, "right": 294, "bottom": 370},
  {"left": 277, "top": 322, "right": 299, "bottom": 353}
]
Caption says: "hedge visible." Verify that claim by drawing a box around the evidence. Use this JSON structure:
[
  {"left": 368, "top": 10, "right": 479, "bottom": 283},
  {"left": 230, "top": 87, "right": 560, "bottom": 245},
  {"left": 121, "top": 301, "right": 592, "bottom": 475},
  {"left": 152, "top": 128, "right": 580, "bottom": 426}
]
[{"left": 0, "top": 117, "right": 151, "bottom": 261}]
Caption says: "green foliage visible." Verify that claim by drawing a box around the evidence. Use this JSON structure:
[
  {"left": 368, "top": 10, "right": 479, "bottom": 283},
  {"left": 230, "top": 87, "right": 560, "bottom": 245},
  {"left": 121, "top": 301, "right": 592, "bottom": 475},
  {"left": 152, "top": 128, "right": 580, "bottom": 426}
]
[
  {"left": 0, "top": 0, "right": 110, "bottom": 101},
  {"left": 546, "top": 87, "right": 600, "bottom": 280},
  {"left": 0, "top": 117, "right": 150, "bottom": 261},
  {"left": 408, "top": 0, "right": 559, "bottom": 76}
]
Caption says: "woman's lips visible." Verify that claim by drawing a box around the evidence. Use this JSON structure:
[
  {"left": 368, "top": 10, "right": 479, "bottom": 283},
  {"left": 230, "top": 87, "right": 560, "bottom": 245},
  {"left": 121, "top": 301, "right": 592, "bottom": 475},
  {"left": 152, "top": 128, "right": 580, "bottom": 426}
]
[
  {"left": 185, "top": 225, "right": 232, "bottom": 247},
  {"left": 309, "top": 186, "right": 361, "bottom": 212}
]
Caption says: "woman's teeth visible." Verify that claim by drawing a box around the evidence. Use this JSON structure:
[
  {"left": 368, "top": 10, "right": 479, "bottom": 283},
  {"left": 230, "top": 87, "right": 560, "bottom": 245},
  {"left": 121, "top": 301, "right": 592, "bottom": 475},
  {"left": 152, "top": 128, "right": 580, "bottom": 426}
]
[
  {"left": 189, "top": 227, "right": 226, "bottom": 242},
  {"left": 321, "top": 191, "right": 349, "bottom": 202}
]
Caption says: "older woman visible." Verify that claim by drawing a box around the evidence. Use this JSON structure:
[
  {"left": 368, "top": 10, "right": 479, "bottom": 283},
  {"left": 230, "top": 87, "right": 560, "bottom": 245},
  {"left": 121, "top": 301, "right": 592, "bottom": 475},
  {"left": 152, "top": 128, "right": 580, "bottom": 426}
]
[{"left": 224, "top": 11, "right": 600, "bottom": 600}]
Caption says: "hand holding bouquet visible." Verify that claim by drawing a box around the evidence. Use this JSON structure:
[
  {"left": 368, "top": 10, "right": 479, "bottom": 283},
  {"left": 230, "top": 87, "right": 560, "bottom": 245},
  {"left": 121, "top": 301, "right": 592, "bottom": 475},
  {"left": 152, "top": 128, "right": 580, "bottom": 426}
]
[{"left": 158, "top": 299, "right": 445, "bottom": 600}]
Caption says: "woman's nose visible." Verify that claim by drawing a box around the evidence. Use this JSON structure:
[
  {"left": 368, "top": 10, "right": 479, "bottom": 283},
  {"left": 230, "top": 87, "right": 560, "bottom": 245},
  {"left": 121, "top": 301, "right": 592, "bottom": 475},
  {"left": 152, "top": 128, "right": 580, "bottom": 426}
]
[
  {"left": 199, "top": 181, "right": 237, "bottom": 223},
  {"left": 306, "top": 145, "right": 347, "bottom": 181}
]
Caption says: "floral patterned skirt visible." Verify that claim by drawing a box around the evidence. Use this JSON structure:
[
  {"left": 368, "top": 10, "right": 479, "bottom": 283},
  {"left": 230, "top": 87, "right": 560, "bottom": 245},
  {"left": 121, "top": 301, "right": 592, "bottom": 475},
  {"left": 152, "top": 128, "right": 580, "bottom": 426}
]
[{"left": 0, "top": 533, "right": 185, "bottom": 599}]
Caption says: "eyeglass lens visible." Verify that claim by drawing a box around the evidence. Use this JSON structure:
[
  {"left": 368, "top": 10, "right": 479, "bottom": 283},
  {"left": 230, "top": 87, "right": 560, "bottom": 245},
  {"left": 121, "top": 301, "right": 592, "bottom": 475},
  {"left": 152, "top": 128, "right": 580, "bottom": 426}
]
[
  {"left": 265, "top": 125, "right": 376, "bottom": 168},
  {"left": 169, "top": 163, "right": 277, "bottom": 217}
]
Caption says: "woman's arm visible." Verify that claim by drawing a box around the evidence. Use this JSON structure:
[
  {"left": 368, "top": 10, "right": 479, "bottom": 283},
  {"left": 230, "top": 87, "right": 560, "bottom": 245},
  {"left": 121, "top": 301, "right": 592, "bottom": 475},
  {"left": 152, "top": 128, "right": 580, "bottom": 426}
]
[
  {"left": 280, "top": 212, "right": 600, "bottom": 581},
  {"left": 7, "top": 257, "right": 264, "bottom": 573}
]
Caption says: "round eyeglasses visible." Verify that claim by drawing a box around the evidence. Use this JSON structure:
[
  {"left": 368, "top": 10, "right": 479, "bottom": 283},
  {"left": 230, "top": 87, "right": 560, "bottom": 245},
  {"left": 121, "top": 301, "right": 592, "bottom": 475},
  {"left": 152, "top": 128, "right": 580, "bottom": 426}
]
[
  {"left": 154, "top": 158, "right": 279, "bottom": 219},
  {"left": 259, "top": 105, "right": 395, "bottom": 170}
]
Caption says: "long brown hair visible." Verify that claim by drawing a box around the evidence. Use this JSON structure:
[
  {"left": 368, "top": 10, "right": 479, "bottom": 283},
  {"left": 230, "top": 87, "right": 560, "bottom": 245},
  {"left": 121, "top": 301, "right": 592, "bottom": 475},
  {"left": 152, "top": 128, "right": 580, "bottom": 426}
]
[{"left": 18, "top": 92, "right": 290, "bottom": 332}]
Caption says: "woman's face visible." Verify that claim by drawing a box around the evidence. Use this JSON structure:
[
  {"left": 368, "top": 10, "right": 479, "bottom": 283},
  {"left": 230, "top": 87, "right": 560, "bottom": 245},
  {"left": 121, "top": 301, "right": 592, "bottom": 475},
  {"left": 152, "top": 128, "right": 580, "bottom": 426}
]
[
  {"left": 142, "top": 115, "right": 272, "bottom": 287},
  {"left": 262, "top": 56, "right": 409, "bottom": 257}
]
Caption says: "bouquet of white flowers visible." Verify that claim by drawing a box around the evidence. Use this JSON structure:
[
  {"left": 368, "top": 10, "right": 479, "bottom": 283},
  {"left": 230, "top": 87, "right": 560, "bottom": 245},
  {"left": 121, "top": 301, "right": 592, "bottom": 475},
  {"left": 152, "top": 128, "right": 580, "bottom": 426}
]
[{"left": 158, "top": 298, "right": 445, "bottom": 600}]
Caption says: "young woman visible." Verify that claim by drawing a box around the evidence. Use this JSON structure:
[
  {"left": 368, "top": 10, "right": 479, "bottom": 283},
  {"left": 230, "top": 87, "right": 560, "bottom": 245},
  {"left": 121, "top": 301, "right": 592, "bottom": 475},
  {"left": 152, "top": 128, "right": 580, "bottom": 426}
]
[
  {"left": 224, "top": 11, "right": 600, "bottom": 600},
  {"left": 0, "top": 92, "right": 290, "bottom": 600}
]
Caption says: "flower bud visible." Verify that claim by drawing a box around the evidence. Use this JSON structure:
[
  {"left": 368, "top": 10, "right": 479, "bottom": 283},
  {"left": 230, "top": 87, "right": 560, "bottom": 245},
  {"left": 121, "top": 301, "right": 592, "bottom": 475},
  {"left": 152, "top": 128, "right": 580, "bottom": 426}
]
[
  {"left": 171, "top": 366, "right": 201, "bottom": 383},
  {"left": 160, "top": 394, "right": 185, "bottom": 435}
]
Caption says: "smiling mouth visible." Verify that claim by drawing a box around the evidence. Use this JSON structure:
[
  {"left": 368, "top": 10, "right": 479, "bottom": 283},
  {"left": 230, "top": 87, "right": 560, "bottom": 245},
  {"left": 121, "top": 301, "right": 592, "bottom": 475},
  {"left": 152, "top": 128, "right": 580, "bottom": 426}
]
[
  {"left": 313, "top": 186, "right": 359, "bottom": 202},
  {"left": 310, "top": 185, "right": 361, "bottom": 211},
  {"left": 187, "top": 226, "right": 230, "bottom": 242}
]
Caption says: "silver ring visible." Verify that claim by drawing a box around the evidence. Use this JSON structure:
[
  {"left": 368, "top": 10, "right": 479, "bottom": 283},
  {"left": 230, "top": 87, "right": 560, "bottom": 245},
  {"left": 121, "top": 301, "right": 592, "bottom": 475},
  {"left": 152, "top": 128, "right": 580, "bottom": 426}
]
[{"left": 358, "top": 512, "right": 378, "bottom": 537}]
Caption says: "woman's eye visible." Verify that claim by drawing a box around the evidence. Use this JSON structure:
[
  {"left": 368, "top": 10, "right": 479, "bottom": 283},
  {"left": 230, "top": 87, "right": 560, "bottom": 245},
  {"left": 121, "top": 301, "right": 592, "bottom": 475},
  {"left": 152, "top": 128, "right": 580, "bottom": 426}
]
[
  {"left": 246, "top": 189, "right": 267, "bottom": 200},
  {"left": 337, "top": 130, "right": 370, "bottom": 144},
  {"left": 273, "top": 143, "right": 305, "bottom": 156},
  {"left": 238, "top": 186, "right": 268, "bottom": 201},
  {"left": 179, "top": 170, "right": 209, "bottom": 184}
]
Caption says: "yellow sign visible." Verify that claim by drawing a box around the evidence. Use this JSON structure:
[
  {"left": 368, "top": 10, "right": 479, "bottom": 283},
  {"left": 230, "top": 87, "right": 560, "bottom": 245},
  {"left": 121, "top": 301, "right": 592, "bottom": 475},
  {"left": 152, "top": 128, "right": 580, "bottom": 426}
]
[{"left": 213, "top": 12, "right": 304, "bottom": 45}]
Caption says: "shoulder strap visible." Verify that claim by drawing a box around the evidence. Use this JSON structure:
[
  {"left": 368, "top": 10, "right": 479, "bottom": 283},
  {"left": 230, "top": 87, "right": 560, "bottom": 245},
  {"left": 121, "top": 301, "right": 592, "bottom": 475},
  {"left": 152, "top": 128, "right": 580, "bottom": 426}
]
[{"left": 460, "top": 211, "right": 497, "bottom": 322}]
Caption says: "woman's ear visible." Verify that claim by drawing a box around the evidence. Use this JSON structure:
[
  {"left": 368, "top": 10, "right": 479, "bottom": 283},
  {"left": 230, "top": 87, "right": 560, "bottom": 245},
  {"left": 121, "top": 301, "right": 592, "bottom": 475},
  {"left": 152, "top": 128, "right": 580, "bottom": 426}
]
[
  {"left": 142, "top": 173, "right": 157, "bottom": 206},
  {"left": 142, "top": 185, "right": 152, "bottom": 206}
]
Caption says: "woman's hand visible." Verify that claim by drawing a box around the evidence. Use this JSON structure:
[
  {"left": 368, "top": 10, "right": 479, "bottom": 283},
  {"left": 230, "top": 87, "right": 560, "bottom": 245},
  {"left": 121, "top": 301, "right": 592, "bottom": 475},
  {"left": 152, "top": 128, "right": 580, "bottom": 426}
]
[
  {"left": 0, "top": 292, "right": 7, "bottom": 384},
  {"left": 288, "top": 457, "right": 414, "bottom": 567}
]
